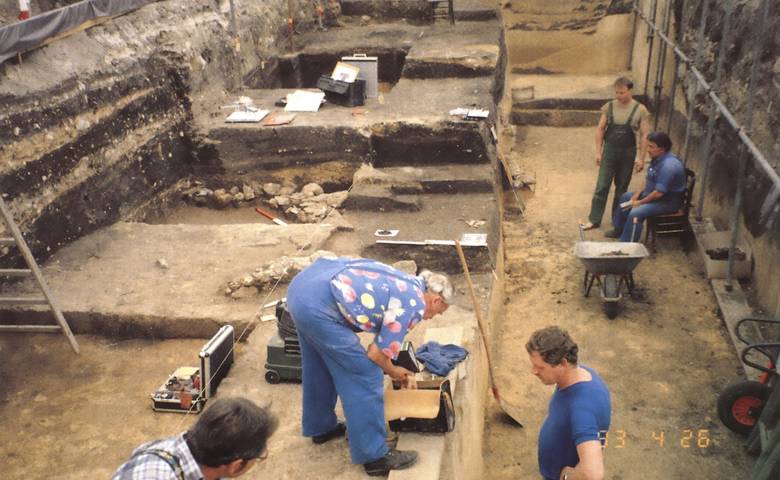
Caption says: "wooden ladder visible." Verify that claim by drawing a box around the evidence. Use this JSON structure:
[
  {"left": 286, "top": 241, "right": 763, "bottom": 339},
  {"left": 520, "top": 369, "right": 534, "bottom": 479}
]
[
  {"left": 0, "top": 196, "right": 79, "bottom": 353},
  {"left": 430, "top": 0, "right": 455, "bottom": 25}
]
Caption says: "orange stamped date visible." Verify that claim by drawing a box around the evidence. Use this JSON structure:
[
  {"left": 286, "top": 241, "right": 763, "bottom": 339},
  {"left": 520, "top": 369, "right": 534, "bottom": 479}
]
[{"left": 598, "top": 429, "right": 712, "bottom": 449}]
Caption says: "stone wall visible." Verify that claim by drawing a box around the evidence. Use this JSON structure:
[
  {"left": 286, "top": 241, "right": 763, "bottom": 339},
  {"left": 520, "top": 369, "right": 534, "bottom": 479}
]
[
  {"left": 0, "top": 0, "right": 318, "bottom": 262},
  {"left": 631, "top": 0, "right": 780, "bottom": 314}
]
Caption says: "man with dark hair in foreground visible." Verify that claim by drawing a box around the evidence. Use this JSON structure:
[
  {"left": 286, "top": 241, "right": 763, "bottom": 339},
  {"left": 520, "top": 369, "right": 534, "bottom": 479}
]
[
  {"left": 113, "top": 397, "right": 278, "bottom": 480},
  {"left": 527, "top": 326, "right": 611, "bottom": 480}
]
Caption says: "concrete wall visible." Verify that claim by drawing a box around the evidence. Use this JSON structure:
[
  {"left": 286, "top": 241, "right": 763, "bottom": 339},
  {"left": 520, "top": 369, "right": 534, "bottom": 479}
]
[
  {"left": 629, "top": 0, "right": 780, "bottom": 315},
  {"left": 0, "top": 0, "right": 319, "bottom": 263}
]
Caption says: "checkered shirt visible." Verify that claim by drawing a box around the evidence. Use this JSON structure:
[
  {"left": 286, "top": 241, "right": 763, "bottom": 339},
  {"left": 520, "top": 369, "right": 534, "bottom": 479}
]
[{"left": 112, "top": 433, "right": 203, "bottom": 480}]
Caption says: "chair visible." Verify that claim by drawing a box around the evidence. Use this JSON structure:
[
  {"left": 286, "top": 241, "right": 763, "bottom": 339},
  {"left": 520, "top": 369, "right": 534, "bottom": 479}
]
[{"left": 645, "top": 168, "right": 696, "bottom": 252}]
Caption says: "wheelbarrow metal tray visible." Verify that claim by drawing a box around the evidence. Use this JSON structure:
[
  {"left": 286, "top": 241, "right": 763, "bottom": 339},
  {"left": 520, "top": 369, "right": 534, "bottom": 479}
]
[{"left": 574, "top": 241, "right": 649, "bottom": 274}]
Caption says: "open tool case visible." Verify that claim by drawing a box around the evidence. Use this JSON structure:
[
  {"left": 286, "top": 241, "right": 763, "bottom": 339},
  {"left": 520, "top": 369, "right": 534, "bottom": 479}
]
[
  {"left": 151, "top": 325, "right": 235, "bottom": 413},
  {"left": 386, "top": 341, "right": 455, "bottom": 433},
  {"left": 385, "top": 378, "right": 456, "bottom": 433}
]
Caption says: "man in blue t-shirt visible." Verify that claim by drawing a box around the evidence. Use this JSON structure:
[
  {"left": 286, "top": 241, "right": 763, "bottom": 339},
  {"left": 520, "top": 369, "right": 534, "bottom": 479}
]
[
  {"left": 526, "top": 326, "right": 611, "bottom": 480},
  {"left": 605, "top": 131, "right": 687, "bottom": 242}
]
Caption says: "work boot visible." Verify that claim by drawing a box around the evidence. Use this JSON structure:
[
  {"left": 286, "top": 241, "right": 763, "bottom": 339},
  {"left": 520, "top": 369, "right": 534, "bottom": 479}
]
[
  {"left": 312, "top": 422, "right": 347, "bottom": 444},
  {"left": 363, "top": 449, "right": 418, "bottom": 476},
  {"left": 603, "top": 229, "right": 621, "bottom": 238}
]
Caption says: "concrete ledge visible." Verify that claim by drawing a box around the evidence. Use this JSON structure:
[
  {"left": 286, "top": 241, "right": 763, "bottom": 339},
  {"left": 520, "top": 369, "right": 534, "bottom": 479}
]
[{"left": 690, "top": 217, "right": 761, "bottom": 380}]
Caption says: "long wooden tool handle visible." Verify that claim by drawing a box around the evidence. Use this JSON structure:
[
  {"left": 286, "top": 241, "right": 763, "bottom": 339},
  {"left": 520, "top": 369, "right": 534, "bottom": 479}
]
[{"left": 455, "top": 240, "right": 500, "bottom": 401}]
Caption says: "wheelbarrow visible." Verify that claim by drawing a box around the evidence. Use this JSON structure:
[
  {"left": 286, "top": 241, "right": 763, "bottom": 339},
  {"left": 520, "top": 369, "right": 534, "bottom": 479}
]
[
  {"left": 717, "top": 316, "right": 780, "bottom": 437},
  {"left": 575, "top": 219, "right": 649, "bottom": 319}
]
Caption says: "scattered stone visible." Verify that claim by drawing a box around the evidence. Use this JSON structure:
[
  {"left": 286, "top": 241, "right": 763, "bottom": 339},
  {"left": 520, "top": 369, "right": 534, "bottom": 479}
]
[
  {"left": 322, "top": 209, "right": 354, "bottom": 231},
  {"left": 360, "top": 14, "right": 371, "bottom": 26},
  {"left": 270, "top": 195, "right": 291, "bottom": 207},
  {"left": 229, "top": 186, "right": 240, "bottom": 195},
  {"left": 391, "top": 260, "right": 418, "bottom": 275},
  {"left": 225, "top": 250, "right": 336, "bottom": 295},
  {"left": 233, "top": 193, "right": 245, "bottom": 203},
  {"left": 213, "top": 189, "right": 233, "bottom": 209},
  {"left": 302, "top": 182, "right": 324, "bottom": 197},
  {"left": 242, "top": 185, "right": 255, "bottom": 201},
  {"left": 278, "top": 185, "right": 296, "bottom": 196},
  {"left": 263, "top": 182, "right": 282, "bottom": 196},
  {"left": 155, "top": 258, "right": 169, "bottom": 269}
]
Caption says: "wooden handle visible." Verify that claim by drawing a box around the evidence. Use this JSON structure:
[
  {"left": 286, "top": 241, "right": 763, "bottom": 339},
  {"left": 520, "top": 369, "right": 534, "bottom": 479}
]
[{"left": 455, "top": 240, "right": 499, "bottom": 400}]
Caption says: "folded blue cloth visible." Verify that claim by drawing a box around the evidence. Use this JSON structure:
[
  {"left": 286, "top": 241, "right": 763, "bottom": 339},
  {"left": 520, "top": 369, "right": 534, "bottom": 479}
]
[{"left": 415, "top": 341, "right": 469, "bottom": 376}]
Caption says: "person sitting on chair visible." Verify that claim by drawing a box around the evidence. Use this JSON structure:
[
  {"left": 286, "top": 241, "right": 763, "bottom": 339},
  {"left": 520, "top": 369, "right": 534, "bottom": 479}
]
[{"left": 605, "top": 131, "right": 686, "bottom": 242}]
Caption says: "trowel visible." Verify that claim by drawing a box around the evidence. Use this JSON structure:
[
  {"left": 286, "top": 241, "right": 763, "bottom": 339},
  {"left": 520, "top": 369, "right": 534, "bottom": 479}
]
[{"left": 455, "top": 241, "right": 524, "bottom": 427}]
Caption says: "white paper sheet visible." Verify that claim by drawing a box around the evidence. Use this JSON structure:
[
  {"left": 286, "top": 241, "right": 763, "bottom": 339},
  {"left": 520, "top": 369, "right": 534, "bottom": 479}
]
[
  {"left": 225, "top": 110, "right": 269, "bottom": 123},
  {"left": 285, "top": 90, "right": 325, "bottom": 112}
]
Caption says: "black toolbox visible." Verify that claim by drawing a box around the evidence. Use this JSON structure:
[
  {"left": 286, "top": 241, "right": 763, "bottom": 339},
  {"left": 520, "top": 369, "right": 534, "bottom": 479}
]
[{"left": 317, "top": 75, "right": 366, "bottom": 107}]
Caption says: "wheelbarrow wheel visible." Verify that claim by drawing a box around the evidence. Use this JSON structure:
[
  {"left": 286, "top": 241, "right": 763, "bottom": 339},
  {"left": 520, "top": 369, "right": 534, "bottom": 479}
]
[
  {"left": 602, "top": 275, "right": 620, "bottom": 319},
  {"left": 603, "top": 301, "right": 619, "bottom": 319},
  {"left": 717, "top": 380, "right": 771, "bottom": 435}
]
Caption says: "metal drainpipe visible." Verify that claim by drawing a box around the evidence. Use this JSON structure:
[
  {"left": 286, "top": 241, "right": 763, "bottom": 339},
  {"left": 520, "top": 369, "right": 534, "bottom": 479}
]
[
  {"left": 628, "top": 0, "right": 640, "bottom": 68},
  {"left": 725, "top": 0, "right": 769, "bottom": 291},
  {"left": 682, "top": 0, "right": 710, "bottom": 162},
  {"left": 695, "top": 2, "right": 735, "bottom": 221},
  {"left": 666, "top": 0, "right": 687, "bottom": 133},
  {"left": 643, "top": 0, "right": 659, "bottom": 96},
  {"left": 652, "top": 0, "right": 673, "bottom": 130}
]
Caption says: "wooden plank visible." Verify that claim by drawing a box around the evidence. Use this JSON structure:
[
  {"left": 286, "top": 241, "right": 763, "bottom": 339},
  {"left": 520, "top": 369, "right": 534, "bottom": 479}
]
[
  {"left": 0, "top": 296, "right": 47, "bottom": 305},
  {"left": 0, "top": 198, "right": 79, "bottom": 353},
  {"left": 0, "top": 268, "right": 32, "bottom": 276},
  {"left": 37, "top": 17, "right": 111, "bottom": 50},
  {"left": 0, "top": 325, "right": 61, "bottom": 333}
]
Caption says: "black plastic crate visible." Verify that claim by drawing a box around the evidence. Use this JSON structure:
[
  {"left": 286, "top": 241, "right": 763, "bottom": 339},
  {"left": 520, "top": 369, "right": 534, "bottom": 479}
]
[{"left": 317, "top": 75, "right": 366, "bottom": 107}]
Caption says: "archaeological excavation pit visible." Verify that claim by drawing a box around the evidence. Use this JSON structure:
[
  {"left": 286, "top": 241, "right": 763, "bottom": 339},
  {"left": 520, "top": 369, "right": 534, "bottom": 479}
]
[{"left": 1, "top": 0, "right": 778, "bottom": 478}]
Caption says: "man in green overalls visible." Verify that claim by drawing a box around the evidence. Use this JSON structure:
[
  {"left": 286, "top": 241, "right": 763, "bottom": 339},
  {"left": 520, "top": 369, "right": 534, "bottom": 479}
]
[{"left": 581, "top": 77, "right": 650, "bottom": 231}]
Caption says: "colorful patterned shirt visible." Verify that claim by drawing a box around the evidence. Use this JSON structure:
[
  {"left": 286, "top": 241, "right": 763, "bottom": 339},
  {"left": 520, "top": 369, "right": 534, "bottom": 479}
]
[
  {"left": 330, "top": 259, "right": 427, "bottom": 359},
  {"left": 112, "top": 433, "right": 203, "bottom": 480}
]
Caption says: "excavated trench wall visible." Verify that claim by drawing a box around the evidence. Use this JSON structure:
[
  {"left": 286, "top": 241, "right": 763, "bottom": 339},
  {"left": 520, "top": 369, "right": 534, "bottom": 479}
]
[
  {"left": 631, "top": 0, "right": 780, "bottom": 313},
  {"left": 0, "top": 0, "right": 322, "bottom": 263}
]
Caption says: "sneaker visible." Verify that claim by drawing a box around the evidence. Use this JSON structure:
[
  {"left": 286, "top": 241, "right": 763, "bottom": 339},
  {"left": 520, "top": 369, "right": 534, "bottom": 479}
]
[
  {"left": 312, "top": 422, "right": 347, "bottom": 444},
  {"left": 363, "top": 449, "right": 418, "bottom": 476},
  {"left": 604, "top": 229, "right": 621, "bottom": 238}
]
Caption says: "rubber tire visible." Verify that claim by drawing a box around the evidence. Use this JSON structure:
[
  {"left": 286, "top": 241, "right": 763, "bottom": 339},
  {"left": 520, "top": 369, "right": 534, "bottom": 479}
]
[
  {"left": 717, "top": 380, "right": 771, "bottom": 436},
  {"left": 603, "top": 301, "right": 619, "bottom": 319},
  {"left": 265, "top": 370, "right": 281, "bottom": 384}
]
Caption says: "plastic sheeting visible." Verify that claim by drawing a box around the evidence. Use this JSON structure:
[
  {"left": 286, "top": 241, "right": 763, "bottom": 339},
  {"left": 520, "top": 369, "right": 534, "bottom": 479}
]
[{"left": 0, "top": 0, "right": 157, "bottom": 64}]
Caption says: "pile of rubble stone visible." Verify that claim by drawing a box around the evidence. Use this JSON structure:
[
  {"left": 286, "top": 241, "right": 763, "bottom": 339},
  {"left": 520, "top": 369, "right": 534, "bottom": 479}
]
[
  {"left": 225, "top": 250, "right": 336, "bottom": 298},
  {"left": 178, "top": 179, "right": 348, "bottom": 223}
]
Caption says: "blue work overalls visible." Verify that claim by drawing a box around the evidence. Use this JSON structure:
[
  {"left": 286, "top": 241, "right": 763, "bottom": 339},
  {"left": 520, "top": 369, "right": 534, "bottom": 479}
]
[{"left": 287, "top": 257, "right": 389, "bottom": 465}]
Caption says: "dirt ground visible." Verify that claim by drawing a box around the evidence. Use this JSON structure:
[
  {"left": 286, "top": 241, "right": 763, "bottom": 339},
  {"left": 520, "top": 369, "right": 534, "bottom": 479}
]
[{"left": 483, "top": 125, "right": 753, "bottom": 479}]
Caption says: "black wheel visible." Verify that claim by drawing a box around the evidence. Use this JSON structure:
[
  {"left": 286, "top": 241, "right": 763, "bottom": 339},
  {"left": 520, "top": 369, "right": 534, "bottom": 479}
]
[
  {"left": 717, "top": 380, "right": 771, "bottom": 435},
  {"left": 603, "top": 301, "right": 619, "bottom": 319},
  {"left": 265, "top": 370, "right": 281, "bottom": 384}
]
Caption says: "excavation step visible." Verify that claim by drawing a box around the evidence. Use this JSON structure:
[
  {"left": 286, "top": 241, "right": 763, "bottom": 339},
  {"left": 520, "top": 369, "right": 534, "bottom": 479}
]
[
  {"left": 510, "top": 108, "right": 600, "bottom": 127},
  {"left": 378, "top": 164, "right": 494, "bottom": 194},
  {"left": 341, "top": 192, "right": 497, "bottom": 274},
  {"left": 198, "top": 77, "right": 495, "bottom": 174},
  {"left": 0, "top": 222, "right": 338, "bottom": 339}
]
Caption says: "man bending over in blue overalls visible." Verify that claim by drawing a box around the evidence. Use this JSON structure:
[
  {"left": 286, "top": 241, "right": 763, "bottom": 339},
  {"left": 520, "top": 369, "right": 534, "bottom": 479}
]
[{"left": 287, "top": 256, "right": 452, "bottom": 476}]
